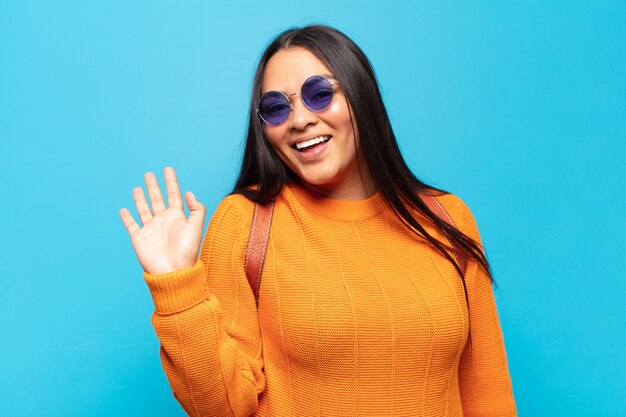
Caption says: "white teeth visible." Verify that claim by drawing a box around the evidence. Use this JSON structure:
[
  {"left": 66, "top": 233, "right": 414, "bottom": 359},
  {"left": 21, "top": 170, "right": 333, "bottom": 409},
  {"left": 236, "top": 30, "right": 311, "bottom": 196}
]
[{"left": 295, "top": 136, "right": 331, "bottom": 150}]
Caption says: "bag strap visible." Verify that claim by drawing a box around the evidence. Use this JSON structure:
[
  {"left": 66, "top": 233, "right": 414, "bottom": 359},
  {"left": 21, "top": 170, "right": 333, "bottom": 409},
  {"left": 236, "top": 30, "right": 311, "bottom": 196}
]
[
  {"left": 420, "top": 193, "right": 468, "bottom": 274},
  {"left": 244, "top": 199, "right": 275, "bottom": 307},
  {"left": 245, "top": 193, "right": 466, "bottom": 306}
]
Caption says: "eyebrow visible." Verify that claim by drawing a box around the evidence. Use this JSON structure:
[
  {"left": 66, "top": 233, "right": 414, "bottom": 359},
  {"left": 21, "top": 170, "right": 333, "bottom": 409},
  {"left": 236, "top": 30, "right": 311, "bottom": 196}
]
[{"left": 261, "top": 73, "right": 337, "bottom": 95}]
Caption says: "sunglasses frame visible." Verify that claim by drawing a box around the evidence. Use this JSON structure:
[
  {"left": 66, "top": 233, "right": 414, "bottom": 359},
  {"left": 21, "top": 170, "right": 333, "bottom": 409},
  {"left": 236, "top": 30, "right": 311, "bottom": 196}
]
[{"left": 256, "top": 75, "right": 340, "bottom": 126}]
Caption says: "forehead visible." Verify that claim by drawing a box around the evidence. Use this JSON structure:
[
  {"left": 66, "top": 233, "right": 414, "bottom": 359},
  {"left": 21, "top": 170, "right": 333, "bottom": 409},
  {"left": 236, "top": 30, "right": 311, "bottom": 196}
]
[{"left": 262, "top": 47, "right": 333, "bottom": 92}]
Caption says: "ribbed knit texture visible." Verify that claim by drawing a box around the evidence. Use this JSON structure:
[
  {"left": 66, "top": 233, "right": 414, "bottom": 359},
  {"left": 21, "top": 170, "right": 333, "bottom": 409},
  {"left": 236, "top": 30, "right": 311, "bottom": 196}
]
[{"left": 144, "top": 182, "right": 517, "bottom": 417}]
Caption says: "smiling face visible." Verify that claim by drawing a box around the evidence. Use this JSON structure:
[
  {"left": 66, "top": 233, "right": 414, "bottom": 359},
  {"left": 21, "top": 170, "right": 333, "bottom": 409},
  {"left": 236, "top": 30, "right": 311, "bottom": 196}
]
[{"left": 261, "top": 47, "right": 374, "bottom": 200}]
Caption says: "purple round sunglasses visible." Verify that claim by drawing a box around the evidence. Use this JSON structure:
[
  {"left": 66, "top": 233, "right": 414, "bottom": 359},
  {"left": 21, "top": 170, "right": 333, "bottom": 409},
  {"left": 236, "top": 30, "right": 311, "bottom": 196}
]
[{"left": 256, "top": 75, "right": 340, "bottom": 126}]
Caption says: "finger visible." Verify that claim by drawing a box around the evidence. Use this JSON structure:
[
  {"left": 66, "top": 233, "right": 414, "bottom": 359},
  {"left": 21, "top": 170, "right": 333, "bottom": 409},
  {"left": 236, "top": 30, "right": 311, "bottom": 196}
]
[
  {"left": 185, "top": 191, "right": 206, "bottom": 230},
  {"left": 144, "top": 171, "right": 166, "bottom": 214},
  {"left": 132, "top": 186, "right": 153, "bottom": 225},
  {"left": 164, "top": 166, "right": 183, "bottom": 209},
  {"left": 119, "top": 207, "right": 140, "bottom": 236}
]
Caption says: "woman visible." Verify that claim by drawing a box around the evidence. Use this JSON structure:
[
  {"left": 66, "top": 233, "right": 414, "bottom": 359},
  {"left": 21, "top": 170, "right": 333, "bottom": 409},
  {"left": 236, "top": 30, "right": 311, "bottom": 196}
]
[{"left": 119, "top": 25, "right": 516, "bottom": 416}]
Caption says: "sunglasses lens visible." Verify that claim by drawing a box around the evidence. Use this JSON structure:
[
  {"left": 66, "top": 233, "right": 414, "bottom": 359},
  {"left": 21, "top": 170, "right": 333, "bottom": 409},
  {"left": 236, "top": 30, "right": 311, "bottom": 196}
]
[
  {"left": 259, "top": 92, "right": 291, "bottom": 125},
  {"left": 302, "top": 76, "right": 334, "bottom": 111}
]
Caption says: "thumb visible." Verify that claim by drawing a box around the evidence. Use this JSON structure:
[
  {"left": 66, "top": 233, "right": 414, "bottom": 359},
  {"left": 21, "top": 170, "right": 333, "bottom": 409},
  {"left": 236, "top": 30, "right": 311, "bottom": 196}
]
[{"left": 186, "top": 191, "right": 206, "bottom": 227}]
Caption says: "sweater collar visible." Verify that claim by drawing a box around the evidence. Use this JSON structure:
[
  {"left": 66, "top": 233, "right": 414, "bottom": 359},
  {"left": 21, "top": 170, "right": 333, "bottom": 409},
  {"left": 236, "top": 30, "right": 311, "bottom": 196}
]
[{"left": 284, "top": 181, "right": 387, "bottom": 221}]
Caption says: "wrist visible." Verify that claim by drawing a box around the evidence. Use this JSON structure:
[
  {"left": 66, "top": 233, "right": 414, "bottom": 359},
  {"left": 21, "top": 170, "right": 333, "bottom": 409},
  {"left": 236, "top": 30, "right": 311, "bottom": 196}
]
[
  {"left": 143, "top": 259, "right": 207, "bottom": 314},
  {"left": 145, "top": 259, "right": 198, "bottom": 275}
]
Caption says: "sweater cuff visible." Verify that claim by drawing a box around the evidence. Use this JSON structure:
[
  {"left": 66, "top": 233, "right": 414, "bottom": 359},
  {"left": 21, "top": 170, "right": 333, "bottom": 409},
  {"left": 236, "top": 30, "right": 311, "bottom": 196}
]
[{"left": 143, "top": 259, "right": 208, "bottom": 315}]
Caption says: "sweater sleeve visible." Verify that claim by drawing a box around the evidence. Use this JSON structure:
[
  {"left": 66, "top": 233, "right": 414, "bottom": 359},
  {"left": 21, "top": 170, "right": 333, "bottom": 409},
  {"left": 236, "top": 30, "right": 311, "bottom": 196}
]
[
  {"left": 452, "top": 197, "right": 517, "bottom": 417},
  {"left": 143, "top": 195, "right": 265, "bottom": 417}
]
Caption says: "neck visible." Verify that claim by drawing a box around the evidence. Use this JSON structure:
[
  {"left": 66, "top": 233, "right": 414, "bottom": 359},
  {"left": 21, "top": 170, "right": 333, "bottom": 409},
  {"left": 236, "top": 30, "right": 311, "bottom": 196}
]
[{"left": 297, "top": 174, "right": 377, "bottom": 201}]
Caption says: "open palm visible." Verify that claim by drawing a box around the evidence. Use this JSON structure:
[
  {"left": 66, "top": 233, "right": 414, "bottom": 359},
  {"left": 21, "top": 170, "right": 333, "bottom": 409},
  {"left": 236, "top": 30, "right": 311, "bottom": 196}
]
[{"left": 119, "top": 166, "right": 206, "bottom": 275}]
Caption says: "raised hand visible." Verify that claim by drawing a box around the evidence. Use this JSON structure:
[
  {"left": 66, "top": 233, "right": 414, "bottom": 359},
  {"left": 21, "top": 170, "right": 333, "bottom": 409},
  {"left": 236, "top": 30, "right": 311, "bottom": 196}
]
[{"left": 119, "top": 166, "right": 206, "bottom": 275}]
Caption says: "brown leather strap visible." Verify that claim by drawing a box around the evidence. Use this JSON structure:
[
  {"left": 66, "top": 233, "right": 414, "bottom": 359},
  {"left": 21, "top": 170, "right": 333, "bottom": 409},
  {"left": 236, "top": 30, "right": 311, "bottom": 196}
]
[
  {"left": 420, "top": 193, "right": 468, "bottom": 274},
  {"left": 245, "top": 200, "right": 275, "bottom": 306}
]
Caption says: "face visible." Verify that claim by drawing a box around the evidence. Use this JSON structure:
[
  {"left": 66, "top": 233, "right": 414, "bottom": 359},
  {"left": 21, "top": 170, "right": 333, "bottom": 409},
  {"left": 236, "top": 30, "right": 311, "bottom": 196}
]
[{"left": 261, "top": 47, "right": 374, "bottom": 200}]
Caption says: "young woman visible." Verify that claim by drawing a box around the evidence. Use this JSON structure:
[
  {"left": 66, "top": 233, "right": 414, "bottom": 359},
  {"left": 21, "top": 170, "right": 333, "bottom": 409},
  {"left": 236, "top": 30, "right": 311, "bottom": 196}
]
[{"left": 120, "top": 25, "right": 516, "bottom": 417}]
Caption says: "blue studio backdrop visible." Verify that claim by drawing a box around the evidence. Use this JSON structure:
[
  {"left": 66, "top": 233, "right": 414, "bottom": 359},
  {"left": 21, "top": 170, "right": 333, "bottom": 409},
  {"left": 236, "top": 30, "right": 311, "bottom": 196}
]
[{"left": 1, "top": 1, "right": 624, "bottom": 416}]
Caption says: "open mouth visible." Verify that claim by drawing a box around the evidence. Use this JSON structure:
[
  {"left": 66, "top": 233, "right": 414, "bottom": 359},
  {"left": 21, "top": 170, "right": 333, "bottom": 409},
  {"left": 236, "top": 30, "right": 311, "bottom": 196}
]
[{"left": 292, "top": 136, "right": 332, "bottom": 152}]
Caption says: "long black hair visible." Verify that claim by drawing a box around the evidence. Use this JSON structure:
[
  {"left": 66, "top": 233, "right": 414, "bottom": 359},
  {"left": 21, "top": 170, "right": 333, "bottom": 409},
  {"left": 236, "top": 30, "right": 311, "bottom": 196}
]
[{"left": 233, "top": 25, "right": 494, "bottom": 307}]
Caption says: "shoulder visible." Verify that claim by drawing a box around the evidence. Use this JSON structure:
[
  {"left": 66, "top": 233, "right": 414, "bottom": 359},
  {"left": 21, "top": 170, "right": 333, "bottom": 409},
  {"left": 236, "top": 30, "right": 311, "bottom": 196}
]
[
  {"left": 214, "top": 192, "right": 256, "bottom": 216},
  {"left": 206, "top": 192, "right": 257, "bottom": 237}
]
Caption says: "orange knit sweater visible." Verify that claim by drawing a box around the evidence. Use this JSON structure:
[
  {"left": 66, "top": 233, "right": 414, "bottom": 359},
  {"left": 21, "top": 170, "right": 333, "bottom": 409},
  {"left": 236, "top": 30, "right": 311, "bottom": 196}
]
[{"left": 144, "top": 181, "right": 517, "bottom": 417}]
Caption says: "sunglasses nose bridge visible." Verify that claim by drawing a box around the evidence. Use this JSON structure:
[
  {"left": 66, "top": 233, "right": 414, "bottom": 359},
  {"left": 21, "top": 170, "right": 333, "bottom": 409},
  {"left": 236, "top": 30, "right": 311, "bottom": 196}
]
[
  {"left": 286, "top": 92, "right": 300, "bottom": 110},
  {"left": 289, "top": 91, "right": 321, "bottom": 114},
  {"left": 284, "top": 91, "right": 311, "bottom": 114},
  {"left": 287, "top": 92, "right": 319, "bottom": 127}
]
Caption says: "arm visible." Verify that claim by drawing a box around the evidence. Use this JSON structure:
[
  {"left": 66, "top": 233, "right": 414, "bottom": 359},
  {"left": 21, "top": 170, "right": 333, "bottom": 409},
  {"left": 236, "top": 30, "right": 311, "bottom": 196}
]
[
  {"left": 143, "top": 196, "right": 265, "bottom": 417},
  {"left": 453, "top": 198, "right": 517, "bottom": 416}
]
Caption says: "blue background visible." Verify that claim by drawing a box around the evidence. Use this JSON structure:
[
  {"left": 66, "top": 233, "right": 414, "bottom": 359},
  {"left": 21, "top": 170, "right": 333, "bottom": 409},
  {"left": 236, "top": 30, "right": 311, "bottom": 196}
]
[{"left": 1, "top": 1, "right": 624, "bottom": 416}]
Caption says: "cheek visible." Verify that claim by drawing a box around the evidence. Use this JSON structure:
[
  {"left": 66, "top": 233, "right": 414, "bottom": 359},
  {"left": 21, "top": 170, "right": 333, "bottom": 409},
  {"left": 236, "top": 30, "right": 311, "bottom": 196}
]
[
  {"left": 325, "top": 100, "right": 354, "bottom": 133},
  {"left": 262, "top": 127, "right": 283, "bottom": 150},
  {"left": 262, "top": 128, "right": 294, "bottom": 166}
]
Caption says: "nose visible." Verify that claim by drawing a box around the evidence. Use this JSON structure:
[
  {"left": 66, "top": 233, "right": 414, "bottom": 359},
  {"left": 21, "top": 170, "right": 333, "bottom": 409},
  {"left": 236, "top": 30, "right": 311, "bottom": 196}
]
[{"left": 288, "top": 94, "right": 318, "bottom": 131}]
